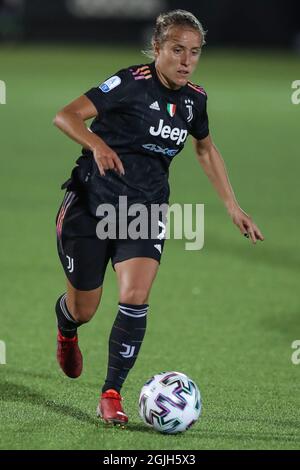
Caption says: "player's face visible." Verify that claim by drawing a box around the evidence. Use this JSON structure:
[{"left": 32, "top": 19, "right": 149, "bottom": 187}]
[{"left": 154, "top": 26, "right": 202, "bottom": 89}]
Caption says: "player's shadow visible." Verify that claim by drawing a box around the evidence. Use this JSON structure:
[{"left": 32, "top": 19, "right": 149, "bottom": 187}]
[
  {"left": 0, "top": 380, "right": 99, "bottom": 426},
  {"left": 125, "top": 423, "right": 172, "bottom": 435},
  {"left": 9, "top": 368, "right": 58, "bottom": 381},
  {"left": 0, "top": 379, "right": 161, "bottom": 433}
]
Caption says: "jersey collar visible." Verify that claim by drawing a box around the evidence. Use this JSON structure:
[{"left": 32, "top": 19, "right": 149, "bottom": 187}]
[{"left": 149, "top": 61, "right": 185, "bottom": 97}]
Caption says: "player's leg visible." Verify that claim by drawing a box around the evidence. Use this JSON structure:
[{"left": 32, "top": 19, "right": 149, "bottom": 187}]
[
  {"left": 105, "top": 256, "right": 159, "bottom": 391},
  {"left": 55, "top": 191, "right": 110, "bottom": 378},
  {"left": 98, "top": 257, "right": 159, "bottom": 424},
  {"left": 66, "top": 279, "right": 103, "bottom": 323},
  {"left": 56, "top": 280, "right": 103, "bottom": 338},
  {"left": 56, "top": 280, "right": 103, "bottom": 379}
]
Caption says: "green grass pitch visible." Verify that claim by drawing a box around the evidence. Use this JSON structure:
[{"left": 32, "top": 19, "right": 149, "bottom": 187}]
[{"left": 0, "top": 45, "right": 300, "bottom": 450}]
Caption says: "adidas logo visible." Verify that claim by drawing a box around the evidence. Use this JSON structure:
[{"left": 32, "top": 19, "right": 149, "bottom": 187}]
[
  {"left": 154, "top": 244, "right": 162, "bottom": 254},
  {"left": 150, "top": 101, "right": 160, "bottom": 111}
]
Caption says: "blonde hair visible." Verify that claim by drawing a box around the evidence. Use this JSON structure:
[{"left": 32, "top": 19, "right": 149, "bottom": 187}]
[{"left": 144, "top": 9, "right": 206, "bottom": 59}]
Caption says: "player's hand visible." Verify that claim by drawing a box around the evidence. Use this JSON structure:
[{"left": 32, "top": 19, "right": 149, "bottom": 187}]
[
  {"left": 228, "top": 205, "right": 264, "bottom": 244},
  {"left": 92, "top": 141, "right": 125, "bottom": 177}
]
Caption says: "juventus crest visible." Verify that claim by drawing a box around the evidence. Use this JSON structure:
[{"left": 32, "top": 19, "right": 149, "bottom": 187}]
[{"left": 185, "top": 98, "right": 194, "bottom": 123}]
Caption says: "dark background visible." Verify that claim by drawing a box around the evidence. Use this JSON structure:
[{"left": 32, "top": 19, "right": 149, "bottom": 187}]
[{"left": 0, "top": 0, "right": 300, "bottom": 49}]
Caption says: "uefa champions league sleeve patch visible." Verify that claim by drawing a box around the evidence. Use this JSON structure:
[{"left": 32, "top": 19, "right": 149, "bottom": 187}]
[{"left": 99, "top": 75, "right": 121, "bottom": 93}]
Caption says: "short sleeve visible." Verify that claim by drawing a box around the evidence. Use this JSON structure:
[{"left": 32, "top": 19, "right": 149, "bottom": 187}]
[
  {"left": 84, "top": 68, "right": 132, "bottom": 115},
  {"left": 189, "top": 95, "right": 209, "bottom": 141}
]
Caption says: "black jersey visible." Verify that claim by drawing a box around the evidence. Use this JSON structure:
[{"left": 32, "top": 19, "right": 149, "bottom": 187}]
[{"left": 64, "top": 61, "right": 209, "bottom": 215}]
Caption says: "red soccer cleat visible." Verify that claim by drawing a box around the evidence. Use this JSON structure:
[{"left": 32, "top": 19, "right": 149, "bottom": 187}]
[
  {"left": 97, "top": 389, "right": 128, "bottom": 426},
  {"left": 56, "top": 331, "right": 83, "bottom": 379}
]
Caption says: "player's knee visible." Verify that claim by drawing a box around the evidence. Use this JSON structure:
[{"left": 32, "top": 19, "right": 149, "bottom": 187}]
[
  {"left": 119, "top": 287, "right": 149, "bottom": 305},
  {"left": 69, "top": 301, "right": 98, "bottom": 323}
]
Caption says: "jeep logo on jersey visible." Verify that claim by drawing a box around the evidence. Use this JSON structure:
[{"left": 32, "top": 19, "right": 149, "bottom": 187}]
[
  {"left": 149, "top": 119, "right": 188, "bottom": 146},
  {"left": 99, "top": 75, "right": 121, "bottom": 93}
]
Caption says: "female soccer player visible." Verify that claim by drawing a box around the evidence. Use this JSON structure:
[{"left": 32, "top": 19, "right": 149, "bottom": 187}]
[{"left": 53, "top": 10, "right": 264, "bottom": 426}]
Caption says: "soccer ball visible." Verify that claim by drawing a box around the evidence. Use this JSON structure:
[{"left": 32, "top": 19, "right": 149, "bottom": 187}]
[{"left": 138, "top": 371, "right": 201, "bottom": 434}]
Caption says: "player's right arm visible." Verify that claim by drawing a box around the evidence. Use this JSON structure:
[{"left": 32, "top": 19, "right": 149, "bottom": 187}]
[{"left": 53, "top": 95, "right": 125, "bottom": 176}]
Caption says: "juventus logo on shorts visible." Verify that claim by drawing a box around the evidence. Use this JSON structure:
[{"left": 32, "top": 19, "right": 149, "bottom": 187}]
[{"left": 66, "top": 255, "right": 74, "bottom": 273}]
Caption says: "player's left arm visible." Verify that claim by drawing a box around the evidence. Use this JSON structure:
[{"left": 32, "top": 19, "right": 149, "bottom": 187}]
[{"left": 193, "top": 134, "right": 264, "bottom": 244}]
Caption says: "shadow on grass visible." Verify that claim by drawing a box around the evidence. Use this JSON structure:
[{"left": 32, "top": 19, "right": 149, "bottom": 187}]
[
  {"left": 8, "top": 368, "right": 102, "bottom": 391},
  {"left": 2, "top": 380, "right": 299, "bottom": 444},
  {"left": 0, "top": 379, "right": 164, "bottom": 435},
  {"left": 121, "top": 423, "right": 158, "bottom": 435},
  {"left": 0, "top": 380, "right": 99, "bottom": 426},
  {"left": 8, "top": 368, "right": 58, "bottom": 381}
]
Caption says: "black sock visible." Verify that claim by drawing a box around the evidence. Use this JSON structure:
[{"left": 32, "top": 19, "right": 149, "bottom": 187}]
[
  {"left": 102, "top": 303, "right": 149, "bottom": 393},
  {"left": 55, "top": 293, "right": 82, "bottom": 338}
]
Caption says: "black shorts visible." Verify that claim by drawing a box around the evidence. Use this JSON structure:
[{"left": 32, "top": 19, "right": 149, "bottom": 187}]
[{"left": 56, "top": 191, "right": 167, "bottom": 291}]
